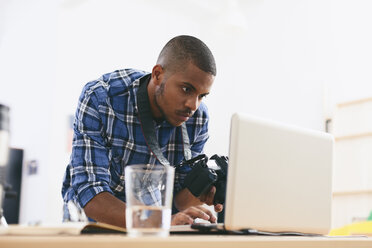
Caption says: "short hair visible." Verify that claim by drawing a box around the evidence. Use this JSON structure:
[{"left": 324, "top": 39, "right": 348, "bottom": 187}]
[{"left": 156, "top": 35, "right": 216, "bottom": 76}]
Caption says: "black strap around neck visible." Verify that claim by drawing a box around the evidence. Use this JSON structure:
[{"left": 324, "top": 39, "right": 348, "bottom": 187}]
[{"left": 136, "top": 74, "right": 191, "bottom": 166}]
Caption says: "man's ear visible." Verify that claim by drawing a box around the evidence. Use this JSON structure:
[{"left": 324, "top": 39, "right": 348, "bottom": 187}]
[{"left": 151, "top": 65, "right": 164, "bottom": 86}]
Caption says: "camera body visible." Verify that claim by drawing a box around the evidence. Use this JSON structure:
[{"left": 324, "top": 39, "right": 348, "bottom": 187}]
[{"left": 180, "top": 154, "right": 228, "bottom": 204}]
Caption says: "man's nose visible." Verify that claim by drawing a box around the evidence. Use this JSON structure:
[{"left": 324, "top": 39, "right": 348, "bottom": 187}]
[{"left": 185, "top": 97, "right": 199, "bottom": 112}]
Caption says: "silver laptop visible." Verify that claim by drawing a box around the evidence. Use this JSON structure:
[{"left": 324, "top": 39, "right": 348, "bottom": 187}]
[
  {"left": 223, "top": 113, "right": 333, "bottom": 235},
  {"left": 171, "top": 113, "right": 333, "bottom": 235}
]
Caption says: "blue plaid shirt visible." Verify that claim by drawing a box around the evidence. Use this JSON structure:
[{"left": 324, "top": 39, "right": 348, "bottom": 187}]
[{"left": 62, "top": 68, "right": 209, "bottom": 210}]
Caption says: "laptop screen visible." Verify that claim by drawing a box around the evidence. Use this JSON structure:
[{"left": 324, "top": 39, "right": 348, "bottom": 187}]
[{"left": 224, "top": 113, "right": 333, "bottom": 235}]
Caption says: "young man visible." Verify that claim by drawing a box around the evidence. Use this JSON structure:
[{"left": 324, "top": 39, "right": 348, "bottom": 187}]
[{"left": 62, "top": 35, "right": 222, "bottom": 227}]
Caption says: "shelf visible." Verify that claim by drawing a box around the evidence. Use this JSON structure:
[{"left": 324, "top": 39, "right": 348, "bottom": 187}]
[
  {"left": 333, "top": 189, "right": 372, "bottom": 197},
  {"left": 335, "top": 132, "right": 372, "bottom": 141},
  {"left": 337, "top": 97, "right": 372, "bottom": 108}
]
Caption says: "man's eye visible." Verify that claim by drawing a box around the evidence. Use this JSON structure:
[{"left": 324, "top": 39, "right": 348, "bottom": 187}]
[{"left": 182, "top": 86, "right": 191, "bottom": 93}]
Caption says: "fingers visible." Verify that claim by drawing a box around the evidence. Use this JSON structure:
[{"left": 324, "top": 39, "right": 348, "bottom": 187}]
[
  {"left": 199, "top": 186, "right": 216, "bottom": 205},
  {"left": 198, "top": 187, "right": 224, "bottom": 214},
  {"left": 214, "top": 204, "right": 223, "bottom": 213},
  {"left": 183, "top": 205, "right": 217, "bottom": 223},
  {"left": 171, "top": 205, "right": 218, "bottom": 225},
  {"left": 206, "top": 186, "right": 216, "bottom": 205},
  {"left": 171, "top": 212, "right": 194, "bottom": 225}
]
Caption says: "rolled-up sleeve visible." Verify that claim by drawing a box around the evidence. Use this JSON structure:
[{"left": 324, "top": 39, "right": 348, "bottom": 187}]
[{"left": 69, "top": 87, "right": 112, "bottom": 208}]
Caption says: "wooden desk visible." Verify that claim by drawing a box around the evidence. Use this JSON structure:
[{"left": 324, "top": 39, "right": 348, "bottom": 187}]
[{"left": 0, "top": 235, "right": 371, "bottom": 248}]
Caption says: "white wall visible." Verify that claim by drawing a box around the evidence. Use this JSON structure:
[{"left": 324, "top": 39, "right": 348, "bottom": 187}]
[
  {"left": 1, "top": 0, "right": 372, "bottom": 224},
  {"left": 0, "top": 0, "right": 58, "bottom": 223}
]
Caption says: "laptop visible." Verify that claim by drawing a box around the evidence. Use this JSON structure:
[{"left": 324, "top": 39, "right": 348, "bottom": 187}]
[{"left": 173, "top": 113, "right": 334, "bottom": 235}]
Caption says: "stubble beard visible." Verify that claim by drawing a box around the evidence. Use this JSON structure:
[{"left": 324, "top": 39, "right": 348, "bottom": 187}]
[{"left": 154, "top": 81, "right": 189, "bottom": 127}]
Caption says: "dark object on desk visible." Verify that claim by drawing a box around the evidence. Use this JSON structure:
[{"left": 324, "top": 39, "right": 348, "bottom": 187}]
[
  {"left": 80, "top": 222, "right": 127, "bottom": 234},
  {"left": 2, "top": 148, "right": 24, "bottom": 224},
  {"left": 189, "top": 223, "right": 322, "bottom": 236}
]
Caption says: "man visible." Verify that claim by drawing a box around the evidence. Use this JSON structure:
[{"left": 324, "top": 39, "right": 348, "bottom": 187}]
[{"left": 62, "top": 35, "right": 222, "bottom": 227}]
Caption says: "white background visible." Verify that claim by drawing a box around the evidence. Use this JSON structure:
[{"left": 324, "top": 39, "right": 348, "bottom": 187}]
[{"left": 0, "top": 0, "right": 372, "bottom": 224}]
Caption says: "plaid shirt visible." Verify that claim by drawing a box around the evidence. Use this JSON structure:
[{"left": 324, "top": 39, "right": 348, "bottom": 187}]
[{"left": 62, "top": 68, "right": 209, "bottom": 210}]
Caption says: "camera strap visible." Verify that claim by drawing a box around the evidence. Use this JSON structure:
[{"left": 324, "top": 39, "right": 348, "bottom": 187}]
[{"left": 136, "top": 74, "right": 192, "bottom": 166}]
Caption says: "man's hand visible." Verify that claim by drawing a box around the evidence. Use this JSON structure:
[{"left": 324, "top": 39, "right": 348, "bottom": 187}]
[
  {"left": 198, "top": 186, "right": 223, "bottom": 212},
  {"left": 171, "top": 205, "right": 216, "bottom": 225},
  {"left": 174, "top": 187, "right": 223, "bottom": 213}
]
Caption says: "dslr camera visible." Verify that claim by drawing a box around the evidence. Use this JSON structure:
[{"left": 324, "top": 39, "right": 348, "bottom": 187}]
[{"left": 179, "top": 154, "right": 228, "bottom": 205}]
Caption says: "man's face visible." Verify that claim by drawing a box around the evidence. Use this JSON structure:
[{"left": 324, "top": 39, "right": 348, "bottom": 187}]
[{"left": 154, "top": 63, "right": 214, "bottom": 126}]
